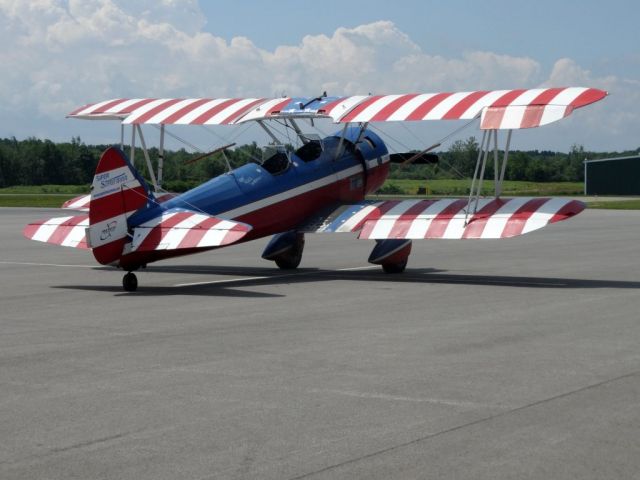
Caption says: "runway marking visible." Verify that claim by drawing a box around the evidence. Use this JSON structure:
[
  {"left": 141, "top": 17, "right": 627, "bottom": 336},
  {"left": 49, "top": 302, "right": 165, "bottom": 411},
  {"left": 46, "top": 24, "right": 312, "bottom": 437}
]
[
  {"left": 0, "top": 260, "right": 106, "bottom": 269},
  {"left": 175, "top": 274, "right": 289, "bottom": 287},
  {"left": 309, "top": 388, "right": 494, "bottom": 408},
  {"left": 0, "top": 260, "right": 566, "bottom": 288},
  {"left": 173, "top": 266, "right": 379, "bottom": 287}
]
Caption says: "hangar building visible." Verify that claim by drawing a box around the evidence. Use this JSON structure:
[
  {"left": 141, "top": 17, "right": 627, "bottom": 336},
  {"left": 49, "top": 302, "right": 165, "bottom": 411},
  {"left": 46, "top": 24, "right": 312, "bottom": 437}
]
[{"left": 584, "top": 155, "right": 640, "bottom": 195}]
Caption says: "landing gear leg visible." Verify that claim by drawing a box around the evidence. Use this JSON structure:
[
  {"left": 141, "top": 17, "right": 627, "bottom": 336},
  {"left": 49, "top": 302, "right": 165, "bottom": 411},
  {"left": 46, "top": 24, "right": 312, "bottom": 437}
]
[
  {"left": 275, "top": 234, "right": 304, "bottom": 270},
  {"left": 122, "top": 272, "right": 138, "bottom": 292},
  {"left": 368, "top": 239, "right": 412, "bottom": 274},
  {"left": 262, "top": 231, "right": 305, "bottom": 270}
]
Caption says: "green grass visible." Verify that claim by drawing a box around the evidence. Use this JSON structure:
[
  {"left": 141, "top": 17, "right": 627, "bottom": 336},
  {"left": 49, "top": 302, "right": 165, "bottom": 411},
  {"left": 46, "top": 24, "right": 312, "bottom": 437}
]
[
  {"left": 586, "top": 200, "right": 640, "bottom": 210},
  {"left": 0, "top": 194, "right": 78, "bottom": 208},
  {"left": 379, "top": 179, "right": 584, "bottom": 196},
  {"left": 3, "top": 182, "right": 640, "bottom": 210},
  {"left": 0, "top": 185, "right": 88, "bottom": 194}
]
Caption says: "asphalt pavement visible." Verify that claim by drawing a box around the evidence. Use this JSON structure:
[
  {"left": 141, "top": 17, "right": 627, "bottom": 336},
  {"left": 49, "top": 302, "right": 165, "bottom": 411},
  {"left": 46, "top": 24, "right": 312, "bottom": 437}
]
[{"left": 1, "top": 207, "right": 640, "bottom": 479}]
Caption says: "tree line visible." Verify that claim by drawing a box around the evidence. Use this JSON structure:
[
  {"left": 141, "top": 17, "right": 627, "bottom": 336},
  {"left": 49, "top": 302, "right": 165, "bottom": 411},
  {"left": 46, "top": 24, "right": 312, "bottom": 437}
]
[{"left": 0, "top": 136, "right": 637, "bottom": 191}]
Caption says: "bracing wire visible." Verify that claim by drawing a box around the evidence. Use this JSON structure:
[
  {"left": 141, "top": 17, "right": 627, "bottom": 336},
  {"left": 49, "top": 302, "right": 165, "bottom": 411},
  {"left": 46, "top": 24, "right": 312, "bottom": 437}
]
[{"left": 369, "top": 117, "right": 480, "bottom": 180}]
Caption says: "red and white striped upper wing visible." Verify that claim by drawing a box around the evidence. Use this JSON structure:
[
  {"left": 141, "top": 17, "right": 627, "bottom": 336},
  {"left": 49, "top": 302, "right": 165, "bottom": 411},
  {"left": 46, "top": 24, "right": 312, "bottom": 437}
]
[
  {"left": 130, "top": 209, "right": 252, "bottom": 252},
  {"left": 304, "top": 198, "right": 585, "bottom": 239},
  {"left": 319, "top": 87, "right": 607, "bottom": 129},
  {"left": 24, "top": 215, "right": 89, "bottom": 249},
  {"left": 68, "top": 98, "right": 281, "bottom": 125},
  {"left": 68, "top": 87, "right": 605, "bottom": 129}
]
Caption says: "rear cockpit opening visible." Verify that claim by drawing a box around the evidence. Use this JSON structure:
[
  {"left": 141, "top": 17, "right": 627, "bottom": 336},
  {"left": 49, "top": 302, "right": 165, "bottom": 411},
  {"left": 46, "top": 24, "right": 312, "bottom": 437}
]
[{"left": 261, "top": 145, "right": 290, "bottom": 175}]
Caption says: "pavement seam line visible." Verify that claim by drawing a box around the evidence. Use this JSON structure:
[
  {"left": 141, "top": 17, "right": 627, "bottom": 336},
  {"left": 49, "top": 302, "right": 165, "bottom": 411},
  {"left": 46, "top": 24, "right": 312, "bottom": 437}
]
[{"left": 285, "top": 369, "right": 640, "bottom": 480}]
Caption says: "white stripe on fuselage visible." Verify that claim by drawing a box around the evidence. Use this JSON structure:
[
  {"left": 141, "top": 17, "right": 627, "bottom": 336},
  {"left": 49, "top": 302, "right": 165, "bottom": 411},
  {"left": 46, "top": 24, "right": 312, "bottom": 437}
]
[{"left": 219, "top": 157, "right": 389, "bottom": 220}]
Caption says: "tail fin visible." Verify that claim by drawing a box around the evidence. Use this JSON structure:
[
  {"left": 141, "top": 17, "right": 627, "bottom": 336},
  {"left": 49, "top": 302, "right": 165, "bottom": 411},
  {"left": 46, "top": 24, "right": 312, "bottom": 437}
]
[{"left": 88, "top": 147, "right": 152, "bottom": 265}]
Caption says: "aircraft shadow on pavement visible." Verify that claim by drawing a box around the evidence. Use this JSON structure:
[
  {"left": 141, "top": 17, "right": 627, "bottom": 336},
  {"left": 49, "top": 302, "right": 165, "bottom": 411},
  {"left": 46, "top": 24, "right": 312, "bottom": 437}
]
[{"left": 52, "top": 264, "right": 640, "bottom": 297}]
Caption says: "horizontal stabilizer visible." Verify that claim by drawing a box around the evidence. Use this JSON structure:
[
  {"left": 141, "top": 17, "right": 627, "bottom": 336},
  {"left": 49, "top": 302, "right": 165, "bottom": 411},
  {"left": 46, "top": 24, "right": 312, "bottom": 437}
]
[
  {"left": 130, "top": 208, "right": 251, "bottom": 253},
  {"left": 23, "top": 215, "right": 89, "bottom": 249},
  {"left": 302, "top": 198, "right": 584, "bottom": 239}
]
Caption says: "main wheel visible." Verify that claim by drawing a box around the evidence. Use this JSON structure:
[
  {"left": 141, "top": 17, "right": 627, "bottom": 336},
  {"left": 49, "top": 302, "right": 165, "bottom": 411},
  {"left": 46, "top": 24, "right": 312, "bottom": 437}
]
[
  {"left": 382, "top": 259, "right": 407, "bottom": 274},
  {"left": 274, "top": 233, "right": 304, "bottom": 270},
  {"left": 122, "top": 272, "right": 138, "bottom": 292},
  {"left": 275, "top": 250, "right": 302, "bottom": 269}
]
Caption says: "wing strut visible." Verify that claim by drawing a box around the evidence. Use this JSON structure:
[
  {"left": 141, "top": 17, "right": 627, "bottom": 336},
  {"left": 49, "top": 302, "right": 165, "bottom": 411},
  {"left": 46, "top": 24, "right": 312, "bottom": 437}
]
[
  {"left": 465, "top": 128, "right": 513, "bottom": 225},
  {"left": 136, "top": 124, "right": 159, "bottom": 190},
  {"left": 158, "top": 124, "right": 165, "bottom": 188}
]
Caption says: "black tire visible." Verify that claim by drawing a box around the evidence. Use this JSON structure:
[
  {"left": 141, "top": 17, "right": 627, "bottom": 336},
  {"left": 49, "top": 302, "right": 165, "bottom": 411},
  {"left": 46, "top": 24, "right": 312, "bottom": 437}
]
[
  {"left": 382, "top": 259, "right": 407, "bottom": 274},
  {"left": 274, "top": 233, "right": 304, "bottom": 270},
  {"left": 122, "top": 272, "right": 138, "bottom": 292},
  {"left": 275, "top": 252, "right": 302, "bottom": 270}
]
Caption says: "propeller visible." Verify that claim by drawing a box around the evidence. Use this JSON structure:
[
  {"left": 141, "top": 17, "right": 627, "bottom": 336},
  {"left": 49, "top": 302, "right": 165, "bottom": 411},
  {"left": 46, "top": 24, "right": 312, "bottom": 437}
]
[{"left": 389, "top": 142, "right": 440, "bottom": 167}]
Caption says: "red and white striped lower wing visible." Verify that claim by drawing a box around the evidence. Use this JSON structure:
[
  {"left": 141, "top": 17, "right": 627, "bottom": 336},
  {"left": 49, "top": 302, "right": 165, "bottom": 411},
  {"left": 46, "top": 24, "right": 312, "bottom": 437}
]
[
  {"left": 306, "top": 198, "right": 584, "bottom": 239},
  {"left": 62, "top": 193, "right": 91, "bottom": 211},
  {"left": 130, "top": 209, "right": 252, "bottom": 252},
  {"left": 23, "top": 215, "right": 89, "bottom": 249}
]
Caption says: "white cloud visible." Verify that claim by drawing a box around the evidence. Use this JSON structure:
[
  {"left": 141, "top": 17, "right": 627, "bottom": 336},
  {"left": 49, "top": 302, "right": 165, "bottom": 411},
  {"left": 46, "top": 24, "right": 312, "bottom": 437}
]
[
  {"left": 542, "top": 58, "right": 640, "bottom": 141},
  {"left": 0, "top": 0, "right": 636, "bottom": 151}
]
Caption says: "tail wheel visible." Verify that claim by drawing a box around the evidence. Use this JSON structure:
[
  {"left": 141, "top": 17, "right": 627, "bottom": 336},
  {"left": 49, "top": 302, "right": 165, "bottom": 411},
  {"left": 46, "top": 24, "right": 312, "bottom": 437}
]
[
  {"left": 122, "top": 272, "right": 138, "bottom": 292},
  {"left": 382, "top": 259, "right": 407, "bottom": 274}
]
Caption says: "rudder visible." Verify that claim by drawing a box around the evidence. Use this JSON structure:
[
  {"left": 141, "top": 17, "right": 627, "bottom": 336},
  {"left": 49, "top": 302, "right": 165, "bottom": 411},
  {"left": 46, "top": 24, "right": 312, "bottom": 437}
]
[{"left": 88, "top": 147, "right": 152, "bottom": 265}]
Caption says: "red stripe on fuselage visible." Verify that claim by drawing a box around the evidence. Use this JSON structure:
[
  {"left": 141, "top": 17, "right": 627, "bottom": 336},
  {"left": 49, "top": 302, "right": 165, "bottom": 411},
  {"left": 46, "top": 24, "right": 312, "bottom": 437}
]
[{"left": 118, "top": 163, "right": 389, "bottom": 268}]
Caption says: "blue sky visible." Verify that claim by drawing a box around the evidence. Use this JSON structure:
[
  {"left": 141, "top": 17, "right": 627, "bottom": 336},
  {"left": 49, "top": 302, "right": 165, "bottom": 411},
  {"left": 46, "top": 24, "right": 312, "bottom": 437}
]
[
  {"left": 0, "top": 0, "right": 638, "bottom": 152},
  {"left": 201, "top": 0, "right": 639, "bottom": 78}
]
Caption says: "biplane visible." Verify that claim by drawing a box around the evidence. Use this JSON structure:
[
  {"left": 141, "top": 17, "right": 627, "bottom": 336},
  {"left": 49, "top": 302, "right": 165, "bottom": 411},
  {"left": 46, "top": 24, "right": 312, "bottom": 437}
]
[{"left": 24, "top": 87, "right": 607, "bottom": 291}]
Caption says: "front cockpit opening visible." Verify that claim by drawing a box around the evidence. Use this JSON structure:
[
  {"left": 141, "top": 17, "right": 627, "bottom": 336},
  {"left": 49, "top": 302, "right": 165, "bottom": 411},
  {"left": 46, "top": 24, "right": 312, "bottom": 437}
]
[
  {"left": 261, "top": 145, "right": 290, "bottom": 175},
  {"left": 295, "top": 134, "right": 323, "bottom": 162}
]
